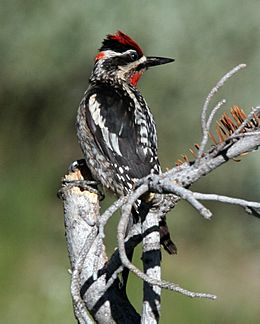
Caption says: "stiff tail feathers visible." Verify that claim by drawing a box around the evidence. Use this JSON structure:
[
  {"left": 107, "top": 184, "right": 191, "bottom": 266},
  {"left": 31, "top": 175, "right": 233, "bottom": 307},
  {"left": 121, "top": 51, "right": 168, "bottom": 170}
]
[{"left": 159, "top": 216, "right": 177, "bottom": 255}]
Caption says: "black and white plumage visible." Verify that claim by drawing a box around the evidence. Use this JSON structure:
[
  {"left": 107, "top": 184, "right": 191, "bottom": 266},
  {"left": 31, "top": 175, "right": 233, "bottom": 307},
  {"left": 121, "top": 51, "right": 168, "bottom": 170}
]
[
  {"left": 76, "top": 31, "right": 176, "bottom": 254},
  {"left": 78, "top": 82, "right": 160, "bottom": 195}
]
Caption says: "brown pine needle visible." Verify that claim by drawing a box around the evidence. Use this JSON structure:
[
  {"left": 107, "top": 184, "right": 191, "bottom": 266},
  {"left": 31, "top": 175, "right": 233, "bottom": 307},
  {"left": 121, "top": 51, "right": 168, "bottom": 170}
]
[
  {"left": 176, "top": 105, "right": 259, "bottom": 166},
  {"left": 209, "top": 131, "right": 218, "bottom": 145},
  {"left": 231, "top": 107, "right": 242, "bottom": 126},
  {"left": 182, "top": 154, "right": 189, "bottom": 162},
  {"left": 176, "top": 159, "right": 183, "bottom": 166},
  {"left": 216, "top": 126, "right": 225, "bottom": 142},
  {"left": 189, "top": 148, "right": 197, "bottom": 158}
]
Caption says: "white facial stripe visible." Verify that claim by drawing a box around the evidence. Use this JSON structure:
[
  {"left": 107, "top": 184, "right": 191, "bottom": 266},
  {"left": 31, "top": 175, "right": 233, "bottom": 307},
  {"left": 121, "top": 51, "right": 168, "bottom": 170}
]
[
  {"left": 101, "top": 50, "right": 120, "bottom": 59},
  {"left": 101, "top": 50, "right": 146, "bottom": 67},
  {"left": 102, "top": 49, "right": 146, "bottom": 61},
  {"left": 119, "top": 55, "right": 146, "bottom": 71}
]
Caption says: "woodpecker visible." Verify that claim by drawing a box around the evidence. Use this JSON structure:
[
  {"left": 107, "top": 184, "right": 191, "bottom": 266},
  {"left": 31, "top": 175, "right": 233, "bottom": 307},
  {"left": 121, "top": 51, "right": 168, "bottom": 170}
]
[{"left": 77, "top": 31, "right": 176, "bottom": 254}]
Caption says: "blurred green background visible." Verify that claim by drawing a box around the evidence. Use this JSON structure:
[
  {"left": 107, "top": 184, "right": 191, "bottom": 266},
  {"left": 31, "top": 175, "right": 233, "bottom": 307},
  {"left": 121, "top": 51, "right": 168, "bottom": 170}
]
[{"left": 1, "top": 0, "right": 260, "bottom": 323}]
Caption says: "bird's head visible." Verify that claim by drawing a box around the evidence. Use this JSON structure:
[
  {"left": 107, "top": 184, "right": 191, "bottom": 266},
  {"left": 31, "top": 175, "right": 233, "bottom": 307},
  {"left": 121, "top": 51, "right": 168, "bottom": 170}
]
[{"left": 90, "top": 31, "right": 174, "bottom": 86}]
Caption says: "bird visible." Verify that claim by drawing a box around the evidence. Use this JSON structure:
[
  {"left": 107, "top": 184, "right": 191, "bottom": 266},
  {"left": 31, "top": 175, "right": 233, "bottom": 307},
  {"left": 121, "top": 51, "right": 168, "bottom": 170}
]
[{"left": 76, "top": 31, "right": 176, "bottom": 255}]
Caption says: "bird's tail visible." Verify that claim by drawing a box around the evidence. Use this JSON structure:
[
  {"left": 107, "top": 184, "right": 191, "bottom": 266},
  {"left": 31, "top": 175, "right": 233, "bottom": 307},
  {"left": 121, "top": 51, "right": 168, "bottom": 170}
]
[
  {"left": 159, "top": 216, "right": 177, "bottom": 254},
  {"left": 139, "top": 194, "right": 177, "bottom": 255}
]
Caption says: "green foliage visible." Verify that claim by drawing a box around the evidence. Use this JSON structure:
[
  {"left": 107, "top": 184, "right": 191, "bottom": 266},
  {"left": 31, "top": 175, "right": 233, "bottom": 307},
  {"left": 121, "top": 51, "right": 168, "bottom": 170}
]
[{"left": 0, "top": 1, "right": 259, "bottom": 322}]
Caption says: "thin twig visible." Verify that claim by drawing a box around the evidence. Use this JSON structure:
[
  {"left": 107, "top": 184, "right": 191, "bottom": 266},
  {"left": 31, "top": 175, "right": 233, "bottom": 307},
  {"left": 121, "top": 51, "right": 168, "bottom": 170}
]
[
  {"left": 196, "top": 98, "right": 227, "bottom": 155},
  {"left": 149, "top": 181, "right": 212, "bottom": 219},
  {"left": 92, "top": 196, "right": 128, "bottom": 278},
  {"left": 117, "top": 184, "right": 216, "bottom": 300},
  {"left": 99, "top": 196, "right": 128, "bottom": 236},
  {"left": 229, "top": 130, "right": 260, "bottom": 139},
  {"left": 192, "top": 192, "right": 260, "bottom": 209},
  {"left": 71, "top": 227, "right": 98, "bottom": 324},
  {"left": 229, "top": 107, "right": 260, "bottom": 139},
  {"left": 206, "top": 99, "right": 227, "bottom": 130},
  {"left": 197, "top": 64, "right": 246, "bottom": 161},
  {"left": 201, "top": 64, "right": 246, "bottom": 129},
  {"left": 206, "top": 107, "right": 260, "bottom": 159},
  {"left": 104, "top": 222, "right": 142, "bottom": 292}
]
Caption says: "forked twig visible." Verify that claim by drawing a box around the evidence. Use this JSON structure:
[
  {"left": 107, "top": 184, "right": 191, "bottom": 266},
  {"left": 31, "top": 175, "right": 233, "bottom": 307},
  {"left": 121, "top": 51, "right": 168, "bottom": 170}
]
[
  {"left": 197, "top": 64, "right": 247, "bottom": 161},
  {"left": 117, "top": 183, "right": 217, "bottom": 300}
]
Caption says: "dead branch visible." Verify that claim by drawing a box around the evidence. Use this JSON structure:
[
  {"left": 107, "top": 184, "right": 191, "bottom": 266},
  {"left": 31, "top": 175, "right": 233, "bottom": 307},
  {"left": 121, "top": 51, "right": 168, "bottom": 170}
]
[
  {"left": 60, "top": 64, "right": 260, "bottom": 323},
  {"left": 59, "top": 168, "right": 140, "bottom": 323}
]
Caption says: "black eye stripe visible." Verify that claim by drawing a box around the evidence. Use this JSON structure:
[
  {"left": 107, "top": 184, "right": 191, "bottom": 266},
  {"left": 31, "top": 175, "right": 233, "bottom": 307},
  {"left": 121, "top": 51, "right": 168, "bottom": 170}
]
[{"left": 104, "top": 51, "right": 140, "bottom": 67}]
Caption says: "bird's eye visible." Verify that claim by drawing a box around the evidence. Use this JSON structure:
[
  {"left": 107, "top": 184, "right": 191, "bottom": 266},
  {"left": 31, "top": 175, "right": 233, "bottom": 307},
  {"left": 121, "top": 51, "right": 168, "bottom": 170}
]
[{"left": 129, "top": 51, "right": 139, "bottom": 61}]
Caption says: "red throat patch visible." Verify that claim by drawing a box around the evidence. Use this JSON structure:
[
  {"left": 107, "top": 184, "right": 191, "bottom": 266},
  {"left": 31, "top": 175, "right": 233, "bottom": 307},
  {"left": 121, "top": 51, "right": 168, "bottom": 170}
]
[{"left": 130, "top": 72, "right": 142, "bottom": 86}]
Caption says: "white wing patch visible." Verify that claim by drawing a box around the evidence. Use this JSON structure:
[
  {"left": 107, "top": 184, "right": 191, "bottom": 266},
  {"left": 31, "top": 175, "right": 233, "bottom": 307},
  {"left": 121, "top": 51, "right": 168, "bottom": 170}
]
[
  {"left": 110, "top": 133, "right": 121, "bottom": 156},
  {"left": 89, "top": 94, "right": 105, "bottom": 127},
  {"left": 89, "top": 94, "right": 122, "bottom": 156}
]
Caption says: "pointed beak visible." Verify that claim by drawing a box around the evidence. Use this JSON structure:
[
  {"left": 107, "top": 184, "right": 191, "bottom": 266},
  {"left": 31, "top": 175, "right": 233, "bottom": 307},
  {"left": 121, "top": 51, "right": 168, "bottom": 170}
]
[{"left": 145, "top": 56, "right": 175, "bottom": 68}]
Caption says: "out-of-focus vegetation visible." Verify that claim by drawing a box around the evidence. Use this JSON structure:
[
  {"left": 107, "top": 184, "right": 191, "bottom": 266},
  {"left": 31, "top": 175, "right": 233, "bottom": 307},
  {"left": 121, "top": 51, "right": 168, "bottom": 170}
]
[{"left": 1, "top": 1, "right": 259, "bottom": 323}]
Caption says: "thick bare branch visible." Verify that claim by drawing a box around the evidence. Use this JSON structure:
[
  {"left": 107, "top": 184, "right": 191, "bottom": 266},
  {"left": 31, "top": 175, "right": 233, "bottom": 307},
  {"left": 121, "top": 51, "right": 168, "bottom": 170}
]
[{"left": 59, "top": 168, "right": 140, "bottom": 323}]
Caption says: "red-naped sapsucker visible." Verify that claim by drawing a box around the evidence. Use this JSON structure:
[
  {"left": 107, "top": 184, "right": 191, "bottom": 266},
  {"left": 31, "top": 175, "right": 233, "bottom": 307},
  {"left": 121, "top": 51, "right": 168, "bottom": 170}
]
[{"left": 76, "top": 31, "right": 176, "bottom": 254}]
